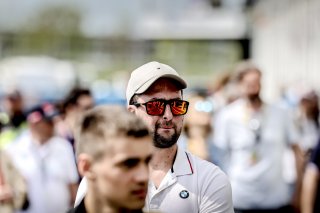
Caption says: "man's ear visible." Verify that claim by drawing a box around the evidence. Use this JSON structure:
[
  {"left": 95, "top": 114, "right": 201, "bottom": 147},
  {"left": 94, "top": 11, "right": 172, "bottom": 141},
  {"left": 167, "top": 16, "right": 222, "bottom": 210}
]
[
  {"left": 127, "top": 105, "right": 136, "bottom": 113},
  {"left": 77, "top": 153, "right": 96, "bottom": 180}
]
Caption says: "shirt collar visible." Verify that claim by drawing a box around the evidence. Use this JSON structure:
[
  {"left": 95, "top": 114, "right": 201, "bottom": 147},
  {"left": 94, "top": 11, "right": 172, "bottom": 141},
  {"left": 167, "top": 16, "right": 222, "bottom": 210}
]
[
  {"left": 73, "top": 198, "right": 87, "bottom": 213},
  {"left": 172, "top": 146, "right": 193, "bottom": 177}
]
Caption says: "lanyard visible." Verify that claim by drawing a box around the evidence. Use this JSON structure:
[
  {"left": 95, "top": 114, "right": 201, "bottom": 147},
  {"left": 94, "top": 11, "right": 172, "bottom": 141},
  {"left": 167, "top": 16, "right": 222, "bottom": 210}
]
[{"left": 243, "top": 103, "right": 265, "bottom": 146}]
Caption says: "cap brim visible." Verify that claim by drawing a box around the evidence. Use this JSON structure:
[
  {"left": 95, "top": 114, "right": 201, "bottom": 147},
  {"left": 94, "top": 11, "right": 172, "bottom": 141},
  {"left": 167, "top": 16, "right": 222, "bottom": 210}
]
[{"left": 135, "top": 74, "right": 187, "bottom": 95}]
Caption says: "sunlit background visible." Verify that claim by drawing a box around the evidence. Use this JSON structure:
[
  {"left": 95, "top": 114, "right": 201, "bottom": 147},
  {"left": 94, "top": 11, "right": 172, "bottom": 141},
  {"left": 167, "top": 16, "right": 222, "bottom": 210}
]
[
  {"left": 1, "top": 1, "right": 320, "bottom": 212},
  {"left": 0, "top": 0, "right": 319, "bottom": 107}
]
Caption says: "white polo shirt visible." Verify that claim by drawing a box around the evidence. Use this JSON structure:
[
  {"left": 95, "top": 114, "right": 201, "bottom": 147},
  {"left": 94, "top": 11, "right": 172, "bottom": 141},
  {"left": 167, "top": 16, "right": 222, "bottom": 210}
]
[
  {"left": 75, "top": 146, "right": 234, "bottom": 213},
  {"left": 213, "top": 99, "right": 299, "bottom": 209},
  {"left": 145, "top": 147, "right": 233, "bottom": 213},
  {"left": 7, "top": 132, "right": 79, "bottom": 213}
]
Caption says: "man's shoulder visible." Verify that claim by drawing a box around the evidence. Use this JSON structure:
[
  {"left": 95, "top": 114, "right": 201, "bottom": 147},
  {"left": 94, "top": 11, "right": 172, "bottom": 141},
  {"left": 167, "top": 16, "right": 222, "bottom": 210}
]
[
  {"left": 216, "top": 99, "right": 244, "bottom": 119},
  {"left": 184, "top": 152, "right": 233, "bottom": 212},
  {"left": 187, "top": 152, "right": 229, "bottom": 181},
  {"left": 224, "top": 99, "right": 244, "bottom": 110},
  {"left": 49, "top": 136, "right": 73, "bottom": 147},
  {"left": 47, "top": 136, "right": 75, "bottom": 155}
]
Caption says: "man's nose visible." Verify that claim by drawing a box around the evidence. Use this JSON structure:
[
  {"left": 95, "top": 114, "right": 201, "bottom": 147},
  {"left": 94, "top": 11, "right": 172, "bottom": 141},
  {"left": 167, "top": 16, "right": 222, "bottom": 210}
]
[
  {"left": 163, "top": 104, "right": 173, "bottom": 120},
  {"left": 135, "top": 164, "right": 149, "bottom": 183}
]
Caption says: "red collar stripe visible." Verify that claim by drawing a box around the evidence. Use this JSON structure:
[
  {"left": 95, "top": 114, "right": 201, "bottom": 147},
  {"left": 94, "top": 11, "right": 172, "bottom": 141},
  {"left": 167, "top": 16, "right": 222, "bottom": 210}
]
[{"left": 185, "top": 152, "right": 194, "bottom": 174}]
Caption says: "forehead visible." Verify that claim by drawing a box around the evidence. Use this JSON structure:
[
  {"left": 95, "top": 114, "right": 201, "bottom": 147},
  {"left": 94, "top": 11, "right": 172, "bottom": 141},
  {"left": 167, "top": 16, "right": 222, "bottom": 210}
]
[
  {"left": 141, "top": 78, "right": 182, "bottom": 99},
  {"left": 77, "top": 94, "right": 93, "bottom": 104},
  {"left": 30, "top": 120, "right": 52, "bottom": 128},
  {"left": 108, "top": 136, "right": 152, "bottom": 160},
  {"left": 241, "top": 70, "right": 261, "bottom": 80}
]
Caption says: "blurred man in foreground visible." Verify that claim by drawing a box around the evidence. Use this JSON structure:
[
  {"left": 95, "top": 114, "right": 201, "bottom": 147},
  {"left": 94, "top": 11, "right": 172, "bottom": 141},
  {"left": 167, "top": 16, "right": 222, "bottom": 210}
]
[{"left": 69, "top": 105, "right": 153, "bottom": 213}]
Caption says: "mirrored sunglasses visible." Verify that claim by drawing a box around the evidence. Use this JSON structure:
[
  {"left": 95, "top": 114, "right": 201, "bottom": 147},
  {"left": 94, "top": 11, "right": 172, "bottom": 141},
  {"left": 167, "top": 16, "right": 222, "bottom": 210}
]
[{"left": 133, "top": 99, "right": 189, "bottom": 116}]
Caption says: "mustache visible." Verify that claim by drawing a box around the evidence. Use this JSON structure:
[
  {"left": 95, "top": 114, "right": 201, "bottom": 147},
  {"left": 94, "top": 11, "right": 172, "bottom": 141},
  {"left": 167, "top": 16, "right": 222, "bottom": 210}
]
[{"left": 157, "top": 120, "right": 174, "bottom": 128}]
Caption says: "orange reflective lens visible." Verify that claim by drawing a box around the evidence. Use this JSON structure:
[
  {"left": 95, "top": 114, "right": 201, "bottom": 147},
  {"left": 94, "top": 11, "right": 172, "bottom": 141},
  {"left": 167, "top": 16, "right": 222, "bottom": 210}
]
[{"left": 134, "top": 99, "right": 189, "bottom": 116}]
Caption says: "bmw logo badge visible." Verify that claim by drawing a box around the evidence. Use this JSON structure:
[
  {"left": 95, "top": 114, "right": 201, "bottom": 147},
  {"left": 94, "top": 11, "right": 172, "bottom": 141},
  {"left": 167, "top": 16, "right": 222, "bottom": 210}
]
[{"left": 179, "top": 190, "right": 189, "bottom": 199}]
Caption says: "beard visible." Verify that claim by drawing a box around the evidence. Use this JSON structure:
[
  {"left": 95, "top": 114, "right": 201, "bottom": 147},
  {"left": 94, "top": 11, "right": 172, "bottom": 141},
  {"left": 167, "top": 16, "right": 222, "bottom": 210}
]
[
  {"left": 152, "top": 120, "right": 181, "bottom": 148},
  {"left": 247, "top": 93, "right": 260, "bottom": 103}
]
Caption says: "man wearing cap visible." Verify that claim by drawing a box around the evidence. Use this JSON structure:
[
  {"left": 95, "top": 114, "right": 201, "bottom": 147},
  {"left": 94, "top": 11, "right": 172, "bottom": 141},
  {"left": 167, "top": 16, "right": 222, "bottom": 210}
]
[
  {"left": 75, "top": 61, "right": 233, "bottom": 213},
  {"left": 6, "top": 105, "right": 79, "bottom": 213}
]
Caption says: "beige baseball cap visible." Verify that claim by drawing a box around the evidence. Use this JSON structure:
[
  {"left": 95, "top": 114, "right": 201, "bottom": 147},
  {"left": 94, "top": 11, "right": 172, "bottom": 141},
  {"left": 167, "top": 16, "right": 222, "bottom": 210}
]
[{"left": 126, "top": 61, "right": 187, "bottom": 105}]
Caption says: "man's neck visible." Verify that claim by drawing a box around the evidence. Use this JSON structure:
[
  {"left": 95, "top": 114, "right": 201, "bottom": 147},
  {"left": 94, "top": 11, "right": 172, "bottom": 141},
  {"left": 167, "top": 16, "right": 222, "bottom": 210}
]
[
  {"left": 149, "top": 144, "right": 178, "bottom": 188},
  {"left": 65, "top": 115, "right": 76, "bottom": 135},
  {"left": 31, "top": 134, "right": 51, "bottom": 146},
  {"left": 245, "top": 95, "right": 263, "bottom": 111},
  {"left": 85, "top": 191, "right": 138, "bottom": 213},
  {"left": 150, "top": 144, "right": 177, "bottom": 170},
  {"left": 85, "top": 192, "right": 100, "bottom": 213}
]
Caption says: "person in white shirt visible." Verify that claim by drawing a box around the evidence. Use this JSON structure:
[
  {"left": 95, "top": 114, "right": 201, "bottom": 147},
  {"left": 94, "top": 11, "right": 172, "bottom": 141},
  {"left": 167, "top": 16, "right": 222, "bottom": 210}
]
[
  {"left": 7, "top": 105, "right": 79, "bottom": 213},
  {"left": 75, "top": 61, "right": 234, "bottom": 213},
  {"left": 213, "top": 60, "right": 303, "bottom": 213}
]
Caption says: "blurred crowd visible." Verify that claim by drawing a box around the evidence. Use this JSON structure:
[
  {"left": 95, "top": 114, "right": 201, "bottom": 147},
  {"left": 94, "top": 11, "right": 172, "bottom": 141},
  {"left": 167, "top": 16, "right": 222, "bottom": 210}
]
[
  {"left": 0, "top": 88, "right": 94, "bottom": 213},
  {"left": 0, "top": 60, "right": 319, "bottom": 213}
]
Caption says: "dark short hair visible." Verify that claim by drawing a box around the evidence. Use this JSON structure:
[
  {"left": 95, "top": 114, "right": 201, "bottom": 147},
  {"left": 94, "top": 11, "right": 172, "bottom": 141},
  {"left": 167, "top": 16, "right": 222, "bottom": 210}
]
[
  {"left": 62, "top": 88, "right": 92, "bottom": 113},
  {"left": 75, "top": 105, "right": 150, "bottom": 160}
]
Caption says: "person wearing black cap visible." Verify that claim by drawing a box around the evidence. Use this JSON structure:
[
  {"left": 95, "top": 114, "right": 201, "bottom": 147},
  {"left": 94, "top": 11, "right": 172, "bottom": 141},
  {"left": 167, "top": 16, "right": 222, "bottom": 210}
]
[{"left": 6, "top": 104, "right": 79, "bottom": 213}]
